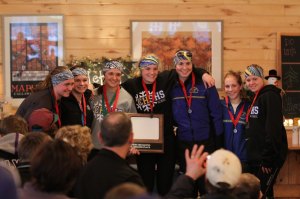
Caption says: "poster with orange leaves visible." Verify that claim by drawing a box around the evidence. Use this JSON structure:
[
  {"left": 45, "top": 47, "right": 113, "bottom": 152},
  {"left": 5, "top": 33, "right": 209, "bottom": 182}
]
[
  {"left": 142, "top": 31, "right": 212, "bottom": 72},
  {"left": 131, "top": 21, "right": 222, "bottom": 88}
]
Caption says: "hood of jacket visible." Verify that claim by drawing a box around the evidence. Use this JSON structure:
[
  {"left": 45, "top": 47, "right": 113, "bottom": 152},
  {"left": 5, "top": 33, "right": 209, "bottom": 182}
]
[
  {"left": 258, "top": 84, "right": 281, "bottom": 96},
  {"left": 0, "top": 133, "right": 24, "bottom": 155}
]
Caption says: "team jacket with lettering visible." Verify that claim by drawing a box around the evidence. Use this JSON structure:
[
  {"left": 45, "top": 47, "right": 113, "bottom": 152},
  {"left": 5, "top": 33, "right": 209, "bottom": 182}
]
[
  {"left": 221, "top": 98, "right": 250, "bottom": 163},
  {"left": 122, "top": 69, "right": 207, "bottom": 140},
  {"left": 171, "top": 73, "right": 223, "bottom": 143},
  {"left": 246, "top": 84, "right": 288, "bottom": 168},
  {"left": 122, "top": 70, "right": 177, "bottom": 139}
]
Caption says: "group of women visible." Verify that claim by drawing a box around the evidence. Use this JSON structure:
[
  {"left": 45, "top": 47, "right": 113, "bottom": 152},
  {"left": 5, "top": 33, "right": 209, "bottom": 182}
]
[
  {"left": 16, "top": 50, "right": 287, "bottom": 199},
  {"left": 222, "top": 65, "right": 287, "bottom": 199}
]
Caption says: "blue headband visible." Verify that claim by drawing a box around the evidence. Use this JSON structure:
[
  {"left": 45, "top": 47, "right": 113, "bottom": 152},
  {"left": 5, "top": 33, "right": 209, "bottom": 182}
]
[
  {"left": 245, "top": 64, "right": 264, "bottom": 79},
  {"left": 139, "top": 55, "right": 159, "bottom": 68},
  {"left": 72, "top": 67, "right": 88, "bottom": 77},
  {"left": 51, "top": 70, "right": 74, "bottom": 86},
  {"left": 103, "top": 61, "right": 123, "bottom": 73}
]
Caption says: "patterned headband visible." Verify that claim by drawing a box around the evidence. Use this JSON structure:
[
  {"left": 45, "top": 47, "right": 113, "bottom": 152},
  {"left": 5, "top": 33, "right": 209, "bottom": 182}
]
[
  {"left": 173, "top": 50, "right": 193, "bottom": 66},
  {"left": 72, "top": 67, "right": 88, "bottom": 77},
  {"left": 51, "top": 70, "right": 74, "bottom": 86},
  {"left": 139, "top": 55, "right": 159, "bottom": 68},
  {"left": 103, "top": 61, "right": 124, "bottom": 73},
  {"left": 245, "top": 64, "right": 264, "bottom": 79}
]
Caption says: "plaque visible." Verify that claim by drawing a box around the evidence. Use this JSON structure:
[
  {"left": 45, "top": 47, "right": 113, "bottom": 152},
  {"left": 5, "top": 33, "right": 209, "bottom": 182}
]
[{"left": 127, "top": 113, "right": 164, "bottom": 153}]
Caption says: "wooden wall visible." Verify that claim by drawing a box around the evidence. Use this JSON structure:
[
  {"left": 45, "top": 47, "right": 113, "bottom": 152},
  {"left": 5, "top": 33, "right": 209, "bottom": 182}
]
[{"left": 1, "top": 0, "right": 300, "bottom": 100}]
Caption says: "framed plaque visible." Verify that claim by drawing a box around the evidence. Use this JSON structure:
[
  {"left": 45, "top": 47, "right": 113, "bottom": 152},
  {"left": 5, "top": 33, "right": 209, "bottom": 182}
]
[{"left": 127, "top": 113, "right": 164, "bottom": 153}]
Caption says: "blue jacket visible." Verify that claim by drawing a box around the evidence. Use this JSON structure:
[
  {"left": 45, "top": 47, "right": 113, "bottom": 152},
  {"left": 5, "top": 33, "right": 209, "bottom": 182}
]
[
  {"left": 171, "top": 74, "right": 223, "bottom": 142},
  {"left": 221, "top": 98, "right": 250, "bottom": 163}
]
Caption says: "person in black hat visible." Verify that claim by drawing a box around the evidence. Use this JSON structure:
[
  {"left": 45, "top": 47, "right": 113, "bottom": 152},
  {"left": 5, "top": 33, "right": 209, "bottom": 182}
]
[{"left": 265, "top": 69, "right": 281, "bottom": 86}]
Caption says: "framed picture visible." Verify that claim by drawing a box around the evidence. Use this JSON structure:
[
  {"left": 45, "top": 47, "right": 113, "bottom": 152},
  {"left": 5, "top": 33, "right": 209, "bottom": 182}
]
[
  {"left": 127, "top": 113, "right": 164, "bottom": 153},
  {"left": 2, "top": 15, "right": 64, "bottom": 106},
  {"left": 131, "top": 20, "right": 223, "bottom": 89}
]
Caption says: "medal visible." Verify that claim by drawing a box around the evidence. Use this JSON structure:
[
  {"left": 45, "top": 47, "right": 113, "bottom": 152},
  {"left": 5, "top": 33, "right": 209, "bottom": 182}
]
[
  {"left": 179, "top": 73, "right": 195, "bottom": 115},
  {"left": 225, "top": 96, "right": 245, "bottom": 134}
]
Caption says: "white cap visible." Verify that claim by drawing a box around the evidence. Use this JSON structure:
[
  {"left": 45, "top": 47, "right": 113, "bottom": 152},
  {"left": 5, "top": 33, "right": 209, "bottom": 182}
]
[{"left": 206, "top": 149, "right": 242, "bottom": 189}]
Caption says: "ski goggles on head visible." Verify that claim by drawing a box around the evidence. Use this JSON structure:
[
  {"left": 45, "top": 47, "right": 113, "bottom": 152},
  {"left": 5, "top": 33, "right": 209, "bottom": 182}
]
[{"left": 174, "top": 50, "right": 192, "bottom": 65}]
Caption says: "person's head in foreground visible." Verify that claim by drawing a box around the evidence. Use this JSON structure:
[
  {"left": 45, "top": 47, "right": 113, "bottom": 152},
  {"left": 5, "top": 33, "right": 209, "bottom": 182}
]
[
  {"left": 29, "top": 139, "right": 82, "bottom": 194},
  {"left": 55, "top": 125, "right": 93, "bottom": 164},
  {"left": 104, "top": 182, "right": 147, "bottom": 199},
  {"left": 100, "top": 112, "right": 133, "bottom": 148},
  {"left": 232, "top": 173, "right": 262, "bottom": 199},
  {"left": 205, "top": 149, "right": 242, "bottom": 195}
]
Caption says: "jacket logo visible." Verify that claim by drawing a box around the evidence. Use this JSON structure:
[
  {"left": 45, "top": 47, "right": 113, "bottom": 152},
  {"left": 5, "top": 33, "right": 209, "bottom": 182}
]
[
  {"left": 250, "top": 106, "right": 259, "bottom": 118},
  {"left": 189, "top": 87, "right": 198, "bottom": 93}
]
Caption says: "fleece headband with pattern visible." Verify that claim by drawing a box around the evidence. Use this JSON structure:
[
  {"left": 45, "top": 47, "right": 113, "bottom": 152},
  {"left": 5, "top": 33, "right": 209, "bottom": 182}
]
[
  {"left": 139, "top": 55, "right": 159, "bottom": 68},
  {"left": 245, "top": 64, "right": 264, "bottom": 79},
  {"left": 173, "top": 50, "right": 193, "bottom": 66},
  {"left": 103, "top": 61, "right": 124, "bottom": 73},
  {"left": 71, "top": 67, "right": 88, "bottom": 77},
  {"left": 51, "top": 70, "right": 74, "bottom": 86}
]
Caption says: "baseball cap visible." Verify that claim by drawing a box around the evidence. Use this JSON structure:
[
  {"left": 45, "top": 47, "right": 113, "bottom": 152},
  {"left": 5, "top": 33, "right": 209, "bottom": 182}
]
[
  {"left": 206, "top": 149, "right": 242, "bottom": 189},
  {"left": 27, "top": 108, "right": 58, "bottom": 132}
]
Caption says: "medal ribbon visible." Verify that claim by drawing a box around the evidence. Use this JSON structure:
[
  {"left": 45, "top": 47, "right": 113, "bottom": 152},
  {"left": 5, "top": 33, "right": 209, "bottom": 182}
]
[
  {"left": 51, "top": 89, "right": 61, "bottom": 127},
  {"left": 225, "top": 96, "right": 245, "bottom": 130},
  {"left": 80, "top": 94, "right": 87, "bottom": 126},
  {"left": 179, "top": 72, "right": 195, "bottom": 112},
  {"left": 142, "top": 80, "right": 157, "bottom": 113},
  {"left": 246, "top": 88, "right": 262, "bottom": 123},
  {"left": 103, "top": 85, "right": 120, "bottom": 113}
]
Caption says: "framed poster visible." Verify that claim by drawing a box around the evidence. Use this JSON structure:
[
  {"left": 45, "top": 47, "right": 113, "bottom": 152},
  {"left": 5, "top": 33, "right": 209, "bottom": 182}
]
[
  {"left": 131, "top": 20, "right": 223, "bottom": 88},
  {"left": 127, "top": 113, "right": 164, "bottom": 153},
  {"left": 2, "top": 15, "right": 64, "bottom": 106}
]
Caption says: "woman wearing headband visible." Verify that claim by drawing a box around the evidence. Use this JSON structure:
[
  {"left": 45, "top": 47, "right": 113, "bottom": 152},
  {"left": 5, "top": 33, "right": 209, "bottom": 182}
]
[
  {"left": 244, "top": 64, "right": 287, "bottom": 199},
  {"left": 90, "top": 60, "right": 137, "bottom": 150},
  {"left": 171, "top": 49, "right": 223, "bottom": 197},
  {"left": 60, "top": 67, "right": 94, "bottom": 128},
  {"left": 122, "top": 54, "right": 214, "bottom": 196},
  {"left": 16, "top": 66, "right": 74, "bottom": 129}
]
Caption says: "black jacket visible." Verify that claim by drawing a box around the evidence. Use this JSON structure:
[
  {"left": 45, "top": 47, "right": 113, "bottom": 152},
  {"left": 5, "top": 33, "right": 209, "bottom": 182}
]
[
  {"left": 75, "top": 149, "right": 144, "bottom": 199},
  {"left": 60, "top": 89, "right": 93, "bottom": 128},
  {"left": 246, "top": 85, "right": 288, "bottom": 168}
]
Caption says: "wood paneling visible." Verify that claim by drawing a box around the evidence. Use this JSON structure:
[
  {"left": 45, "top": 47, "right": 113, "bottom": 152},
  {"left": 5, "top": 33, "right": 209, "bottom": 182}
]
[
  {"left": 0, "top": 4, "right": 287, "bottom": 16},
  {"left": 2, "top": 0, "right": 300, "bottom": 5},
  {"left": 66, "top": 49, "right": 130, "bottom": 59},
  {"left": 0, "top": 0, "right": 300, "bottom": 100}
]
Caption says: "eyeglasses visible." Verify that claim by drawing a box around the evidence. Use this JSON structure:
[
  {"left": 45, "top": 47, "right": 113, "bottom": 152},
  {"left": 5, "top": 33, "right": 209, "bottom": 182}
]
[{"left": 175, "top": 50, "right": 192, "bottom": 58}]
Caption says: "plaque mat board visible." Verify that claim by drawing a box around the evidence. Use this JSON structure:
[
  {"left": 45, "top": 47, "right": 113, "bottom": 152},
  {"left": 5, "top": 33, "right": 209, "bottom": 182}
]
[{"left": 127, "top": 113, "right": 164, "bottom": 153}]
